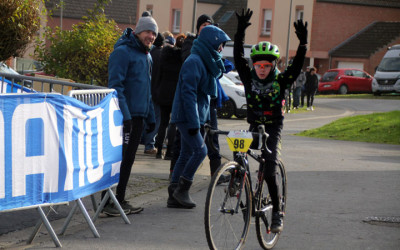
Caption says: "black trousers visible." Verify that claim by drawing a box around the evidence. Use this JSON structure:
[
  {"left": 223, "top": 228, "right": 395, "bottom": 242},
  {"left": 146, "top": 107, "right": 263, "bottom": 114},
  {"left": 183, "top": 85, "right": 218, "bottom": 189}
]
[
  {"left": 102, "top": 117, "right": 143, "bottom": 203},
  {"left": 155, "top": 105, "right": 175, "bottom": 150},
  {"left": 250, "top": 122, "right": 283, "bottom": 212},
  {"left": 115, "top": 117, "right": 144, "bottom": 202}
]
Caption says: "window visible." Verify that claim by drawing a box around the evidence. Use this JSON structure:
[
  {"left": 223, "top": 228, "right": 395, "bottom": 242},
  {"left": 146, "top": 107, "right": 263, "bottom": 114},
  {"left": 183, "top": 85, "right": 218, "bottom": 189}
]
[
  {"left": 146, "top": 5, "right": 153, "bottom": 16},
  {"left": 295, "top": 8, "right": 304, "bottom": 20},
  {"left": 218, "top": 11, "right": 234, "bottom": 25},
  {"left": 262, "top": 9, "right": 272, "bottom": 36},
  {"left": 172, "top": 9, "right": 181, "bottom": 33}
]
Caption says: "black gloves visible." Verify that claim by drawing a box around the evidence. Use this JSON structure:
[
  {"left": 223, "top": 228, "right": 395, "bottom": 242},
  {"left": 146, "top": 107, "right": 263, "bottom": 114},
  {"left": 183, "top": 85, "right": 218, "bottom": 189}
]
[
  {"left": 294, "top": 19, "right": 308, "bottom": 45},
  {"left": 188, "top": 128, "right": 199, "bottom": 136},
  {"left": 236, "top": 8, "right": 253, "bottom": 31},
  {"left": 146, "top": 123, "right": 155, "bottom": 133}
]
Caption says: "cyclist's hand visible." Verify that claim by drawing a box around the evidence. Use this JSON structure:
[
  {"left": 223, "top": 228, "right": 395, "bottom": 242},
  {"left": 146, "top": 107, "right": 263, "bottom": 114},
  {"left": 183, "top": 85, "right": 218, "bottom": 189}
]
[
  {"left": 294, "top": 19, "right": 308, "bottom": 45},
  {"left": 236, "top": 8, "right": 253, "bottom": 31},
  {"left": 188, "top": 128, "right": 199, "bottom": 136}
]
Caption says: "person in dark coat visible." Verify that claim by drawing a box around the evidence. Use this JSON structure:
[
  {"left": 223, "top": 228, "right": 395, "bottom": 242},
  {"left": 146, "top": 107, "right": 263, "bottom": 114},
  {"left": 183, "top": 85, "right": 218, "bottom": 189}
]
[
  {"left": 168, "top": 25, "right": 230, "bottom": 209},
  {"left": 142, "top": 32, "right": 164, "bottom": 154},
  {"left": 105, "top": 16, "right": 158, "bottom": 216},
  {"left": 154, "top": 33, "right": 186, "bottom": 160},
  {"left": 170, "top": 14, "right": 230, "bottom": 179},
  {"left": 305, "top": 67, "right": 319, "bottom": 110}
]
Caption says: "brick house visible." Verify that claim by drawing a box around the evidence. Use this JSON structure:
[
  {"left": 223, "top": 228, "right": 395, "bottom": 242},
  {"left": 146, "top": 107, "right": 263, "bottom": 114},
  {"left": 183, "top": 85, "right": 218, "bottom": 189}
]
[{"left": 17, "top": 0, "right": 400, "bottom": 76}]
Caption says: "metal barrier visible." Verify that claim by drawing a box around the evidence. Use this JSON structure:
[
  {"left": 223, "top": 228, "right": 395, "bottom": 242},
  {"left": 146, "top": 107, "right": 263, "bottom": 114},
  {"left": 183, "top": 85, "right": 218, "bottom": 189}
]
[
  {"left": 58, "top": 89, "right": 130, "bottom": 237},
  {"left": 0, "top": 72, "right": 106, "bottom": 94},
  {"left": 0, "top": 73, "right": 122, "bottom": 247}
]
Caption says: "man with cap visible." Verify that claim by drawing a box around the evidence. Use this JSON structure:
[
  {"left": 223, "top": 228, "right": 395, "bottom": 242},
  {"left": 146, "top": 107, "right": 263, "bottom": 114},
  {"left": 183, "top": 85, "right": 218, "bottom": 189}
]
[{"left": 105, "top": 16, "right": 158, "bottom": 216}]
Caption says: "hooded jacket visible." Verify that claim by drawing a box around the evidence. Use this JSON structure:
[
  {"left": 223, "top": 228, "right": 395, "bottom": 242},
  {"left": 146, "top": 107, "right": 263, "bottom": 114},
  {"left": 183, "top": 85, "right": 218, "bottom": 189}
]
[
  {"left": 171, "top": 25, "right": 230, "bottom": 129},
  {"left": 108, "top": 28, "right": 155, "bottom": 123}
]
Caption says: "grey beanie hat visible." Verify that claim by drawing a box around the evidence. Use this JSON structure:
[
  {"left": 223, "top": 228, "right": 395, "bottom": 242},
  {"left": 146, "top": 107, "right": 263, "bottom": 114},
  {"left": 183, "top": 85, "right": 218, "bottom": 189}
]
[{"left": 135, "top": 16, "right": 158, "bottom": 35}]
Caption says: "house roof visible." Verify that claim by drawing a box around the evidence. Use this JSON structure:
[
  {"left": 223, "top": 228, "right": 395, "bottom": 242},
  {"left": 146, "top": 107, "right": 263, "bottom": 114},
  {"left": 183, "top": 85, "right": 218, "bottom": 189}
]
[
  {"left": 317, "top": 0, "right": 400, "bottom": 8},
  {"left": 211, "top": 0, "right": 248, "bottom": 40},
  {"left": 329, "top": 21, "right": 400, "bottom": 58},
  {"left": 45, "top": 0, "right": 137, "bottom": 25}
]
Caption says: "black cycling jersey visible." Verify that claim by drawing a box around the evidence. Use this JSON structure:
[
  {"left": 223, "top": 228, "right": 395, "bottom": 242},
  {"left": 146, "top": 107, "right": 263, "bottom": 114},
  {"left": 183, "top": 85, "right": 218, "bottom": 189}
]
[{"left": 234, "top": 30, "right": 307, "bottom": 125}]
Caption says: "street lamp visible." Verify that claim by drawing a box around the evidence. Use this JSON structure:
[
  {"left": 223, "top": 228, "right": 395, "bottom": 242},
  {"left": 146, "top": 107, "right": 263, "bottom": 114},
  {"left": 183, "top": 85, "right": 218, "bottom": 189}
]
[{"left": 285, "top": 0, "right": 293, "bottom": 68}]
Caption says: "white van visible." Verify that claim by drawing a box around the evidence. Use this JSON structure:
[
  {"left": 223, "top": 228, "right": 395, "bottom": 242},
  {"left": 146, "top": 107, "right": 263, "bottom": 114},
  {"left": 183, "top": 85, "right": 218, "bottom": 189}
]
[{"left": 372, "top": 44, "right": 400, "bottom": 95}]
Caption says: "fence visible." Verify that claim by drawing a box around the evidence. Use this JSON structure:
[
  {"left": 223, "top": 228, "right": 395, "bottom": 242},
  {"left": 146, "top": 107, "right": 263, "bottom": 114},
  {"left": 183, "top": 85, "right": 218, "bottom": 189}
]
[
  {"left": 0, "top": 72, "right": 106, "bottom": 94},
  {"left": 0, "top": 72, "right": 127, "bottom": 247}
]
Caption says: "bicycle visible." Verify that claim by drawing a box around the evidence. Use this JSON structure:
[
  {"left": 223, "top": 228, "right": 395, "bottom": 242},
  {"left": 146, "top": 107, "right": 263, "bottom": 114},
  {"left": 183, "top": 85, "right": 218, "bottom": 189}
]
[{"left": 203, "top": 124, "right": 287, "bottom": 250}]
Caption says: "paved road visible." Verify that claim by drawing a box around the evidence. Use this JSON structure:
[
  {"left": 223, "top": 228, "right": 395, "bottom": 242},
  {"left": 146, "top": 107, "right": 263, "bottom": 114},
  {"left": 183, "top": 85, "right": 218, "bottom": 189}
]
[{"left": 1, "top": 98, "right": 399, "bottom": 249}]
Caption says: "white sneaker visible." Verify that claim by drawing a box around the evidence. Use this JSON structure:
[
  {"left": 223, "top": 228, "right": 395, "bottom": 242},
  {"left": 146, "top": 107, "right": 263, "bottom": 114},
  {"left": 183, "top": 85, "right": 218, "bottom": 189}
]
[
  {"left": 310, "top": 106, "right": 314, "bottom": 111},
  {"left": 306, "top": 107, "right": 311, "bottom": 111}
]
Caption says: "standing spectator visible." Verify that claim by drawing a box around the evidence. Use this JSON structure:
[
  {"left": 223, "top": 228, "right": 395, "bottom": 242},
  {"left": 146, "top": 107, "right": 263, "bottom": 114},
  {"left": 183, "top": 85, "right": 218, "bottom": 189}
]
[
  {"left": 305, "top": 67, "right": 319, "bottom": 110},
  {"left": 105, "top": 16, "right": 158, "bottom": 216},
  {"left": 154, "top": 33, "right": 186, "bottom": 159},
  {"left": 142, "top": 32, "right": 164, "bottom": 155},
  {"left": 293, "top": 69, "right": 306, "bottom": 109},
  {"left": 300, "top": 66, "right": 311, "bottom": 108},
  {"left": 167, "top": 25, "right": 230, "bottom": 209},
  {"left": 170, "top": 14, "right": 229, "bottom": 179}
]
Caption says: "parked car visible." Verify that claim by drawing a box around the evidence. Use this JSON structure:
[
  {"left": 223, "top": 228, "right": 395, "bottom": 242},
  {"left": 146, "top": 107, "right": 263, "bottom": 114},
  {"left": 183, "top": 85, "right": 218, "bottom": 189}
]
[
  {"left": 372, "top": 44, "right": 400, "bottom": 95},
  {"left": 0, "top": 62, "right": 33, "bottom": 88},
  {"left": 224, "top": 71, "right": 243, "bottom": 85},
  {"left": 318, "top": 68, "right": 373, "bottom": 94},
  {"left": 217, "top": 75, "right": 247, "bottom": 119}
]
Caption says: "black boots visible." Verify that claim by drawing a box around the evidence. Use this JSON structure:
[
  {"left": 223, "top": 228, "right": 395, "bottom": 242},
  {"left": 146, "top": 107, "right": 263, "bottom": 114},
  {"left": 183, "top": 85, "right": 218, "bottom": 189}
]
[
  {"left": 167, "top": 183, "right": 184, "bottom": 208},
  {"left": 171, "top": 177, "right": 196, "bottom": 208},
  {"left": 164, "top": 145, "right": 173, "bottom": 160},
  {"left": 155, "top": 144, "right": 162, "bottom": 159}
]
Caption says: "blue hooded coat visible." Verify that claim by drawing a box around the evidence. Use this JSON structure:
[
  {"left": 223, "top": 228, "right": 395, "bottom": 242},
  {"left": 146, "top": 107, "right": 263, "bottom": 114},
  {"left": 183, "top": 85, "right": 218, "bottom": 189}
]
[
  {"left": 170, "top": 25, "right": 230, "bottom": 129},
  {"left": 108, "top": 28, "right": 155, "bottom": 124}
]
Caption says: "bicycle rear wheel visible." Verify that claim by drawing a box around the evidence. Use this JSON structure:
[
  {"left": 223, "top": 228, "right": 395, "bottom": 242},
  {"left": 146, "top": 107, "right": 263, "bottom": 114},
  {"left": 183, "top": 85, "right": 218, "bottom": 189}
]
[
  {"left": 204, "top": 161, "right": 252, "bottom": 250},
  {"left": 255, "top": 160, "right": 287, "bottom": 249}
]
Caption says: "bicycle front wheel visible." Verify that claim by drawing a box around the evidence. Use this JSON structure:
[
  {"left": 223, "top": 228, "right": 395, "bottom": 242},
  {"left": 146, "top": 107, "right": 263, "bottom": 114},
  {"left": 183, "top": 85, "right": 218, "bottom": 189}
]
[
  {"left": 204, "top": 161, "right": 252, "bottom": 250},
  {"left": 255, "top": 160, "right": 287, "bottom": 249}
]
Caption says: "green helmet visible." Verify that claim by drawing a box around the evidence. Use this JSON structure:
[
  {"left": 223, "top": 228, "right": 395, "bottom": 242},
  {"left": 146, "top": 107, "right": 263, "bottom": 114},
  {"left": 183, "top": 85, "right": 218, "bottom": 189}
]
[{"left": 250, "top": 41, "right": 280, "bottom": 61}]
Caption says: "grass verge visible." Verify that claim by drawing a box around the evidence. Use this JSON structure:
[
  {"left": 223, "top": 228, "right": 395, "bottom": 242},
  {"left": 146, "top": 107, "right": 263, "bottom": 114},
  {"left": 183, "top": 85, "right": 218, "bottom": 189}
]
[{"left": 296, "top": 111, "right": 400, "bottom": 145}]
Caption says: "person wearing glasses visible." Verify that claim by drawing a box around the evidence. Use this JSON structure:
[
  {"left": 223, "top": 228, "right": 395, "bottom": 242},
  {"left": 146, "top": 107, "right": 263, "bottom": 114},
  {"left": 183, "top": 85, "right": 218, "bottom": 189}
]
[{"left": 234, "top": 9, "right": 308, "bottom": 233}]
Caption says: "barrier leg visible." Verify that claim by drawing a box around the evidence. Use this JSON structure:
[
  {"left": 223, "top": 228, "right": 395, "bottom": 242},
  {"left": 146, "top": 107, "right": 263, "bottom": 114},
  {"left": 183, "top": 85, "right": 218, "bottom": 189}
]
[
  {"left": 76, "top": 199, "right": 100, "bottom": 238},
  {"left": 90, "top": 194, "right": 98, "bottom": 212},
  {"left": 92, "top": 188, "right": 130, "bottom": 224},
  {"left": 27, "top": 206, "right": 62, "bottom": 247},
  {"left": 59, "top": 202, "right": 78, "bottom": 235},
  {"left": 92, "top": 191, "right": 109, "bottom": 223},
  {"left": 107, "top": 188, "right": 131, "bottom": 224}
]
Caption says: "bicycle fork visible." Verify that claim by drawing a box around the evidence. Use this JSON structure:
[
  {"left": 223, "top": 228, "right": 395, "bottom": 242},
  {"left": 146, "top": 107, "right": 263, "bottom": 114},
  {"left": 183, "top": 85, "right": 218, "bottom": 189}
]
[
  {"left": 219, "top": 167, "right": 247, "bottom": 216},
  {"left": 254, "top": 166, "right": 274, "bottom": 233}
]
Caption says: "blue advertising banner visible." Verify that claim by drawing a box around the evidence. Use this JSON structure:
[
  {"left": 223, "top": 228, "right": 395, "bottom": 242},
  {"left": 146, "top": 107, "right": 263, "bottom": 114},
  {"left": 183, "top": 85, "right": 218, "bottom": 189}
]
[{"left": 0, "top": 92, "right": 123, "bottom": 211}]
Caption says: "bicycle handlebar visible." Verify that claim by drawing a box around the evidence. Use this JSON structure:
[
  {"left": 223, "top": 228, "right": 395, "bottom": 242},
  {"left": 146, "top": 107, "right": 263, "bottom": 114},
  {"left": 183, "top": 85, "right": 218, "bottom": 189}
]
[{"left": 203, "top": 124, "right": 272, "bottom": 154}]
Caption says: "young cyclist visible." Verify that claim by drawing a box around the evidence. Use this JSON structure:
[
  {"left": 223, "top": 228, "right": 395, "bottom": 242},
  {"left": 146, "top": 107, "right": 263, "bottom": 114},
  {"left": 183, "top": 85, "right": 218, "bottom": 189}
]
[{"left": 234, "top": 9, "right": 308, "bottom": 233}]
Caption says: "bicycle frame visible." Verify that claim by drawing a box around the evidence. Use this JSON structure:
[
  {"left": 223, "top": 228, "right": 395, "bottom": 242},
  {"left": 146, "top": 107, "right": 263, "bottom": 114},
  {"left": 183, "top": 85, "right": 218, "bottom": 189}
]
[{"left": 234, "top": 147, "right": 273, "bottom": 220}]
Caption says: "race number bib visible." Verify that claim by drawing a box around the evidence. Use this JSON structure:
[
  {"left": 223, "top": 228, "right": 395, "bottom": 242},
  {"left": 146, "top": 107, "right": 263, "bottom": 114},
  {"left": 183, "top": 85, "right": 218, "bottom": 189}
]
[{"left": 226, "top": 131, "right": 253, "bottom": 152}]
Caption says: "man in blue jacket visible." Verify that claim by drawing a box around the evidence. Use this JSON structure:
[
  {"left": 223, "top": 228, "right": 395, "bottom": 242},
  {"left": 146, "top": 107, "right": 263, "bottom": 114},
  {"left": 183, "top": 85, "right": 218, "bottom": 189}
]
[
  {"left": 105, "top": 16, "right": 158, "bottom": 216},
  {"left": 168, "top": 25, "right": 230, "bottom": 209}
]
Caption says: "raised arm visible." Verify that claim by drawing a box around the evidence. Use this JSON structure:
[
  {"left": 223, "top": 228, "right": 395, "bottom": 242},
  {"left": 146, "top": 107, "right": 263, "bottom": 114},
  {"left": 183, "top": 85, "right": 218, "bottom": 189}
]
[
  {"left": 234, "top": 8, "right": 253, "bottom": 88},
  {"left": 280, "top": 20, "right": 308, "bottom": 85}
]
